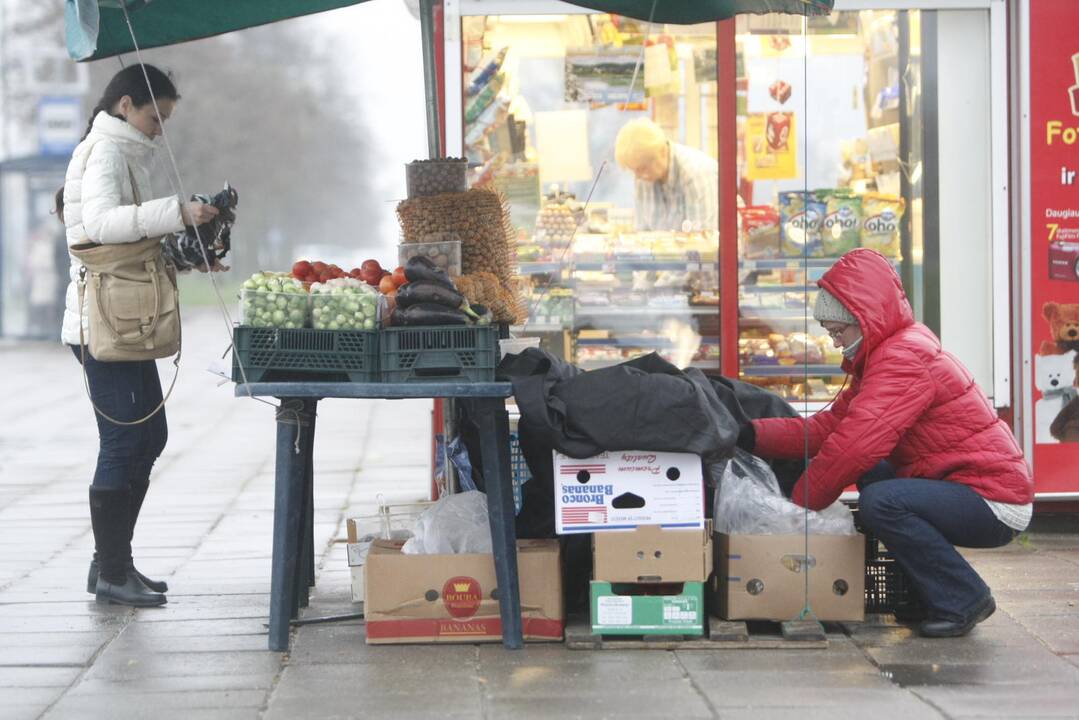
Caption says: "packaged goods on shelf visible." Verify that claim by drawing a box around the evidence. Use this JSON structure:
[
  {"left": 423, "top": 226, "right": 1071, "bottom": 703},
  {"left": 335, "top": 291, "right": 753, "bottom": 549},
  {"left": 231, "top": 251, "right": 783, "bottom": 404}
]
[
  {"left": 779, "top": 191, "right": 825, "bottom": 258},
  {"left": 534, "top": 203, "right": 577, "bottom": 247},
  {"left": 739, "top": 205, "right": 781, "bottom": 259},
  {"left": 515, "top": 244, "right": 544, "bottom": 263},
  {"left": 860, "top": 193, "right": 905, "bottom": 258},
  {"left": 819, "top": 189, "right": 863, "bottom": 256}
]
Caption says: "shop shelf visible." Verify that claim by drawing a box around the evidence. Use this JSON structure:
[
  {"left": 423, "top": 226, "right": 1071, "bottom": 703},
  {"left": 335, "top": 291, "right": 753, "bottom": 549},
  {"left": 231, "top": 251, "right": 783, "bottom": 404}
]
[
  {"left": 517, "top": 262, "right": 567, "bottom": 274},
  {"left": 380, "top": 325, "right": 498, "bottom": 383},
  {"left": 740, "top": 257, "right": 900, "bottom": 271},
  {"left": 232, "top": 326, "right": 378, "bottom": 383},
  {"left": 576, "top": 335, "right": 719, "bottom": 348},
  {"left": 740, "top": 364, "right": 844, "bottom": 377},
  {"left": 575, "top": 306, "right": 716, "bottom": 317}
]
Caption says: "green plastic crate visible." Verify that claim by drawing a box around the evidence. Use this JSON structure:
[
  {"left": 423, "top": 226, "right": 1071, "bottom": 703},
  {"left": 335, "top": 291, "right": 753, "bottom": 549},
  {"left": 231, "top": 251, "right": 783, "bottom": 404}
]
[
  {"left": 380, "top": 325, "right": 497, "bottom": 383},
  {"left": 232, "top": 326, "right": 378, "bottom": 383}
]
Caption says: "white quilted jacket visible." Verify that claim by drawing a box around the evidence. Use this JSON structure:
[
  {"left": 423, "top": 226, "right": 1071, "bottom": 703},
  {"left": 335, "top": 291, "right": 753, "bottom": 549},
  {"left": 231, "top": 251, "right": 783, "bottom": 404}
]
[{"left": 60, "top": 112, "right": 184, "bottom": 345}]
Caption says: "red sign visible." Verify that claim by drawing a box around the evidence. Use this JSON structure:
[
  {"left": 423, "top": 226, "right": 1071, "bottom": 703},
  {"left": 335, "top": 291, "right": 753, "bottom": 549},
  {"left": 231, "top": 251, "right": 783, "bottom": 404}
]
[
  {"left": 1029, "top": 0, "right": 1079, "bottom": 491},
  {"left": 441, "top": 576, "right": 482, "bottom": 619}
]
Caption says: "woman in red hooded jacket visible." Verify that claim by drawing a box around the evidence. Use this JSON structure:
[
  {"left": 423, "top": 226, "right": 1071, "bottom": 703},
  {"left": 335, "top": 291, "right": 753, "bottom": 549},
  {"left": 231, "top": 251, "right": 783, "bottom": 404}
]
[{"left": 742, "top": 248, "right": 1033, "bottom": 637}]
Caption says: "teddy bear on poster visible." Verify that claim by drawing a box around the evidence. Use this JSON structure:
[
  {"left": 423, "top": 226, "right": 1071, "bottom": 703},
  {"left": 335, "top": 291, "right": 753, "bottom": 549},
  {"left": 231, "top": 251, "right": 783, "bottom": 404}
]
[
  {"left": 1040, "top": 302, "right": 1079, "bottom": 355},
  {"left": 1035, "top": 350, "right": 1078, "bottom": 443}
]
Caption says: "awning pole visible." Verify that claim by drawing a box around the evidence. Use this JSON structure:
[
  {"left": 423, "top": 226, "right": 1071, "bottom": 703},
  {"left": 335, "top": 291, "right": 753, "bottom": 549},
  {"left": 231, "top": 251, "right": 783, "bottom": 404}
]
[{"left": 419, "top": 0, "right": 442, "bottom": 159}]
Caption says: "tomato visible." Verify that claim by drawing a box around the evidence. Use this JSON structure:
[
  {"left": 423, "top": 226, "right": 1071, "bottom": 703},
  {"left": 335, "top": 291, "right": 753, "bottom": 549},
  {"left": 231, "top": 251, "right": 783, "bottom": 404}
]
[
  {"left": 391, "top": 266, "right": 407, "bottom": 286},
  {"left": 361, "top": 259, "right": 382, "bottom": 275},
  {"left": 311, "top": 261, "right": 328, "bottom": 275},
  {"left": 378, "top": 275, "right": 398, "bottom": 294},
  {"left": 292, "top": 260, "right": 313, "bottom": 279}
]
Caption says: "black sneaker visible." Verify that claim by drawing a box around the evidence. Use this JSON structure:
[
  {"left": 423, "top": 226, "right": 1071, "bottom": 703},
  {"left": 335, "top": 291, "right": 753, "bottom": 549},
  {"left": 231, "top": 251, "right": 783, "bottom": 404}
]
[{"left": 918, "top": 595, "right": 995, "bottom": 638}]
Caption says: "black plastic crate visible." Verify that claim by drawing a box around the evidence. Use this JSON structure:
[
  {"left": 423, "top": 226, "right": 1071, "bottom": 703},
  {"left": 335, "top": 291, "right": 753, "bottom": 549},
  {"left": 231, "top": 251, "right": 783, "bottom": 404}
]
[
  {"left": 232, "top": 326, "right": 378, "bottom": 383},
  {"left": 863, "top": 532, "right": 923, "bottom": 615},
  {"left": 380, "top": 325, "right": 497, "bottom": 383}
]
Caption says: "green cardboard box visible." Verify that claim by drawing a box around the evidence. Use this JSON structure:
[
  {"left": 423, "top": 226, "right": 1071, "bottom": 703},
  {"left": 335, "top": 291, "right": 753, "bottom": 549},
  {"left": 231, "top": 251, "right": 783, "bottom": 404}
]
[{"left": 589, "top": 581, "right": 705, "bottom": 636}]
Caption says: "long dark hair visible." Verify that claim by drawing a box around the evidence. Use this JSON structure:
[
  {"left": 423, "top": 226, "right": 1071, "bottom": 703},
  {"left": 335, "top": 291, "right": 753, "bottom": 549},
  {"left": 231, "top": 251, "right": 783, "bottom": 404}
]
[{"left": 54, "top": 64, "right": 180, "bottom": 224}]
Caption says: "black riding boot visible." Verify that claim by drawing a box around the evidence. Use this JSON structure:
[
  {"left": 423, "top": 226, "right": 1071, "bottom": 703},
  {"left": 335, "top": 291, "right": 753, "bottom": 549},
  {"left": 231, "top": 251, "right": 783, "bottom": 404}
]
[
  {"left": 86, "top": 477, "right": 168, "bottom": 594},
  {"left": 88, "top": 487, "right": 166, "bottom": 607}
]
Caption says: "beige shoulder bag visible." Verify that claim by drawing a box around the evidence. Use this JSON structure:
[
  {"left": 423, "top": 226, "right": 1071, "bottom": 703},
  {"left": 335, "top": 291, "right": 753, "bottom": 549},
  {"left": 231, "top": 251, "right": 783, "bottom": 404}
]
[{"left": 71, "top": 165, "right": 182, "bottom": 425}]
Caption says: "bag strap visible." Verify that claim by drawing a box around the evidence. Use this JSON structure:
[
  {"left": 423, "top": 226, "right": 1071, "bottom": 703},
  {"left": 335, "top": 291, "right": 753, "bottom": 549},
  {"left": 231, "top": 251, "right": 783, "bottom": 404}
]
[{"left": 76, "top": 270, "right": 181, "bottom": 426}]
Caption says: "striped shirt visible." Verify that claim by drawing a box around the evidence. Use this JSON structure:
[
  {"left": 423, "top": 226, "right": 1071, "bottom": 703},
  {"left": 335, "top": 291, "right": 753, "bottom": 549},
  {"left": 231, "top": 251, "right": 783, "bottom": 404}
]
[
  {"left": 983, "top": 499, "right": 1033, "bottom": 532},
  {"left": 634, "top": 142, "right": 719, "bottom": 232}
]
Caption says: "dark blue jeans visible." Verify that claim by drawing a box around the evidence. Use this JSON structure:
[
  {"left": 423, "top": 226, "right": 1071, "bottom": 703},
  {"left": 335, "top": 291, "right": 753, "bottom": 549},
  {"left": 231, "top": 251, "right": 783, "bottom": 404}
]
[
  {"left": 71, "top": 345, "right": 168, "bottom": 491},
  {"left": 858, "top": 463, "right": 1017, "bottom": 622}
]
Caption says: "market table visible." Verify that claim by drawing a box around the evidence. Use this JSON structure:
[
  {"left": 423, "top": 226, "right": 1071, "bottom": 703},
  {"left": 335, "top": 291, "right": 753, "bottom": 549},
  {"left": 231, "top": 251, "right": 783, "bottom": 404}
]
[{"left": 234, "top": 381, "right": 518, "bottom": 651}]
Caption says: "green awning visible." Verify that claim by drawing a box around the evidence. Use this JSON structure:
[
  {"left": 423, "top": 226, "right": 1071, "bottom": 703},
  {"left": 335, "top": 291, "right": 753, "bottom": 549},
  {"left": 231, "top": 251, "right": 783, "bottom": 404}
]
[
  {"left": 66, "top": 0, "right": 372, "bottom": 61},
  {"left": 562, "top": 0, "right": 834, "bottom": 24},
  {"left": 67, "top": 0, "right": 833, "bottom": 63}
]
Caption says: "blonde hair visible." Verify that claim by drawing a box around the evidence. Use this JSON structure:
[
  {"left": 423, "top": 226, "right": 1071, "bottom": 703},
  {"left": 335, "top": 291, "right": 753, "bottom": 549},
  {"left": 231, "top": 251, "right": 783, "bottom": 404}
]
[{"left": 614, "top": 118, "right": 668, "bottom": 170}]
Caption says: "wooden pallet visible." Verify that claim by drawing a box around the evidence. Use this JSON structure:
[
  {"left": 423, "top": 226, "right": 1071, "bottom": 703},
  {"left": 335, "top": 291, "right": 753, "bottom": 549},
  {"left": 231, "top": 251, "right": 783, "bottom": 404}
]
[{"left": 565, "top": 616, "right": 828, "bottom": 650}]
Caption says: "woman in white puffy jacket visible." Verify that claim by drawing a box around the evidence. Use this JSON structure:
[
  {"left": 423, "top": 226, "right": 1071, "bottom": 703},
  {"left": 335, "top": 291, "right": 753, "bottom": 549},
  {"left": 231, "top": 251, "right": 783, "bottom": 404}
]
[{"left": 56, "top": 64, "right": 219, "bottom": 607}]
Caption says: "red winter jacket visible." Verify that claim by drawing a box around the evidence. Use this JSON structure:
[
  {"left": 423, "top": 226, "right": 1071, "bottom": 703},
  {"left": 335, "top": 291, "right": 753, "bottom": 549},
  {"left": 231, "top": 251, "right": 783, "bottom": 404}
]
[{"left": 751, "top": 249, "right": 1032, "bottom": 511}]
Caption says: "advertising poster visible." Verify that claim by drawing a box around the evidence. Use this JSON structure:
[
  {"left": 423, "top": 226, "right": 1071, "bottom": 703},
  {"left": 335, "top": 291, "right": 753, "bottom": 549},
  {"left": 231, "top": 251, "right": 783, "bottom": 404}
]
[
  {"left": 1029, "top": 1, "right": 1079, "bottom": 491},
  {"left": 745, "top": 111, "right": 798, "bottom": 180}
]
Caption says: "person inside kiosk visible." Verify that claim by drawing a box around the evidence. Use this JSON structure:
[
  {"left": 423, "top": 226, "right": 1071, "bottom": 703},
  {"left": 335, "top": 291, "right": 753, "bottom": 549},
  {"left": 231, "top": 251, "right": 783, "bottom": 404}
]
[{"left": 739, "top": 248, "right": 1034, "bottom": 638}]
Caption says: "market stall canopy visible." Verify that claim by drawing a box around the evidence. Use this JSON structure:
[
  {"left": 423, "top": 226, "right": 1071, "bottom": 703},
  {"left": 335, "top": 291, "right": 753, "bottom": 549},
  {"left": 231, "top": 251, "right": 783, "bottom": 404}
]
[
  {"left": 66, "top": 0, "right": 834, "bottom": 62},
  {"left": 562, "top": 0, "right": 834, "bottom": 24},
  {"left": 65, "top": 0, "right": 372, "bottom": 61}
]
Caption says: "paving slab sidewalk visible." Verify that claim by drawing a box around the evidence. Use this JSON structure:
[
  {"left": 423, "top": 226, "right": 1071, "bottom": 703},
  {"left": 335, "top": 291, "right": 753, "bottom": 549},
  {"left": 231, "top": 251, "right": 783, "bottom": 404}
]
[{"left": 1, "top": 309, "right": 1077, "bottom": 720}]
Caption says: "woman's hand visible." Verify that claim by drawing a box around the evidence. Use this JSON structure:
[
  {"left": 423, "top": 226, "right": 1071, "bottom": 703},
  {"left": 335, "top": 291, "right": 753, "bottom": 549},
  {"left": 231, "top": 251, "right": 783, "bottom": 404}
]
[{"left": 181, "top": 201, "right": 219, "bottom": 227}]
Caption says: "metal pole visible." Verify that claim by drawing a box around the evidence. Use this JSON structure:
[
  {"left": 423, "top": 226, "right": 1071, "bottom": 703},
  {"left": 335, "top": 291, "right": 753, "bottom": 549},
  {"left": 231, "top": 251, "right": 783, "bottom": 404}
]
[{"left": 419, "top": 0, "right": 442, "bottom": 159}]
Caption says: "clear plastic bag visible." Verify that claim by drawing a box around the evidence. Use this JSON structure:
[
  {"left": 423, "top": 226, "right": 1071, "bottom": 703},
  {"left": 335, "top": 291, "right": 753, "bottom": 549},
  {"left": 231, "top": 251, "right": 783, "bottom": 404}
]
[
  {"left": 401, "top": 490, "right": 493, "bottom": 555},
  {"left": 712, "top": 449, "right": 856, "bottom": 535}
]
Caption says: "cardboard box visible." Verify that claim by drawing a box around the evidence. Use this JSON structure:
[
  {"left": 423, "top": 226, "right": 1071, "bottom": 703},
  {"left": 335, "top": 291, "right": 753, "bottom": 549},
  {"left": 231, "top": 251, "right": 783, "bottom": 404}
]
[
  {"left": 364, "top": 538, "right": 563, "bottom": 644},
  {"left": 711, "top": 533, "right": 865, "bottom": 622},
  {"left": 553, "top": 450, "right": 704, "bottom": 534},
  {"left": 593, "top": 523, "right": 713, "bottom": 583},
  {"left": 590, "top": 581, "right": 705, "bottom": 636}
]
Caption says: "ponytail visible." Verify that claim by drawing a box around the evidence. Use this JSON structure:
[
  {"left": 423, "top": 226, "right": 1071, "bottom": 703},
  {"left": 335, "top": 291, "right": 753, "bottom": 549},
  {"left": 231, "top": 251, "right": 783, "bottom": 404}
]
[{"left": 54, "top": 64, "right": 180, "bottom": 225}]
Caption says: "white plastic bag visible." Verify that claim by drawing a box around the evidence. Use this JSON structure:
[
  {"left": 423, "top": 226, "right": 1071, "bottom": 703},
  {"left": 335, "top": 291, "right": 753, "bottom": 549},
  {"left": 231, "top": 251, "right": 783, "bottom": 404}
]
[
  {"left": 712, "top": 449, "right": 856, "bottom": 535},
  {"left": 401, "top": 490, "right": 493, "bottom": 555}
]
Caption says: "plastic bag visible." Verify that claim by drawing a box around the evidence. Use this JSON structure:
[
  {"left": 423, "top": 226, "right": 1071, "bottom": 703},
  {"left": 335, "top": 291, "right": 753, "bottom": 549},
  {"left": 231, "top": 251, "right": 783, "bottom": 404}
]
[
  {"left": 448, "top": 436, "right": 476, "bottom": 492},
  {"left": 401, "top": 490, "right": 493, "bottom": 555},
  {"left": 712, "top": 449, "right": 856, "bottom": 535}
]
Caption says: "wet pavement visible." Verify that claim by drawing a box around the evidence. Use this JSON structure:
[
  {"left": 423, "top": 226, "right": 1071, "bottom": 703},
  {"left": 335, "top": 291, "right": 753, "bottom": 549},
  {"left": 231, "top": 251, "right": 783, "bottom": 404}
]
[{"left": 1, "top": 309, "right": 1078, "bottom": 719}]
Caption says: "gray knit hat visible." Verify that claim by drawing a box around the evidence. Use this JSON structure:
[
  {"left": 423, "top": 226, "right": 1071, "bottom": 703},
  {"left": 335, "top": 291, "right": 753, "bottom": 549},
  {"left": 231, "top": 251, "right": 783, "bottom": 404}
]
[{"left": 813, "top": 287, "right": 857, "bottom": 325}]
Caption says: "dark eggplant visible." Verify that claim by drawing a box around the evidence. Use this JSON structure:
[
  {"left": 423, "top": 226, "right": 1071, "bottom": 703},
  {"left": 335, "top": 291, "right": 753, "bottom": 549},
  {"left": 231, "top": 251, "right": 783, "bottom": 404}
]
[
  {"left": 396, "top": 281, "right": 479, "bottom": 320},
  {"left": 391, "top": 302, "right": 472, "bottom": 327},
  {"left": 403, "top": 255, "right": 454, "bottom": 289}
]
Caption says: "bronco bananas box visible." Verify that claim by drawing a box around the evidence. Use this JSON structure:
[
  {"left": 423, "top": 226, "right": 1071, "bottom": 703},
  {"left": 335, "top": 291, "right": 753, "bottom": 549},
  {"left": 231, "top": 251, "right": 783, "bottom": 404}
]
[
  {"left": 364, "top": 538, "right": 563, "bottom": 644},
  {"left": 553, "top": 450, "right": 704, "bottom": 534}
]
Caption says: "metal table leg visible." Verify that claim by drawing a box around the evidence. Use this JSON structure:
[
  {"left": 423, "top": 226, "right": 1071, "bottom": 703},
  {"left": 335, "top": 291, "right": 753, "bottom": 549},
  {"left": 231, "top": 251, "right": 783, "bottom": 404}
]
[
  {"left": 296, "top": 408, "right": 317, "bottom": 610},
  {"left": 269, "top": 397, "right": 315, "bottom": 651},
  {"left": 475, "top": 397, "right": 522, "bottom": 649}
]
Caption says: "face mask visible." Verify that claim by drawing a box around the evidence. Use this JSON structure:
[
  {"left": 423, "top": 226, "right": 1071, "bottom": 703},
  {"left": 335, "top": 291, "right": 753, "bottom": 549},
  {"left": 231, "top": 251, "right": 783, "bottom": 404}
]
[{"left": 842, "top": 335, "right": 863, "bottom": 361}]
